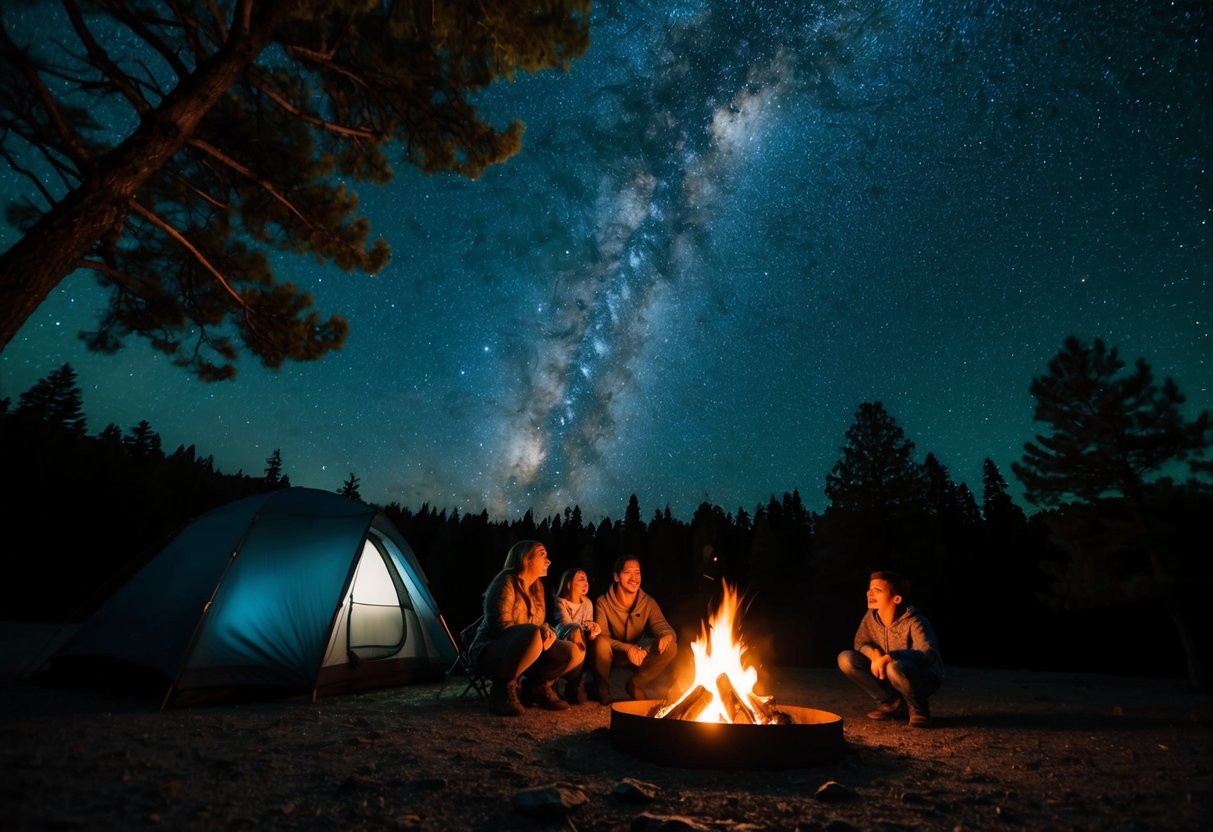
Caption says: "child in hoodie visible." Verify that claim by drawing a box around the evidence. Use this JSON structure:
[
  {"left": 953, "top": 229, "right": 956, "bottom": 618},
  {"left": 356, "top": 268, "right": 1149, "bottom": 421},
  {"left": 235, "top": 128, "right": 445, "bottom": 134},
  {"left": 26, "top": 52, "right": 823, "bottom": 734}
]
[{"left": 837, "top": 570, "right": 944, "bottom": 727}]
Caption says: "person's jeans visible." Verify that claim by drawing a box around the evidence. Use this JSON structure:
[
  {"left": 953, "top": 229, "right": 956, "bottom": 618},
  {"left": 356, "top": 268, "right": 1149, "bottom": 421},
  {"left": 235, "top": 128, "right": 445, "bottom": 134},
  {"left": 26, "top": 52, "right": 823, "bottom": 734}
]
[
  {"left": 837, "top": 649, "right": 940, "bottom": 715},
  {"left": 477, "top": 624, "right": 584, "bottom": 683},
  {"left": 591, "top": 636, "right": 678, "bottom": 696}
]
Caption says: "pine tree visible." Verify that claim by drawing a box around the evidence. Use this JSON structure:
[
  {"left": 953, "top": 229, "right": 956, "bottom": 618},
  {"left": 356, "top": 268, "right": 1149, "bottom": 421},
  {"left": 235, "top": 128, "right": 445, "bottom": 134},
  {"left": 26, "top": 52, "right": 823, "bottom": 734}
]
[
  {"left": 264, "top": 448, "right": 285, "bottom": 488},
  {"left": 1012, "top": 336, "right": 1210, "bottom": 507},
  {"left": 124, "top": 420, "right": 163, "bottom": 458},
  {"left": 981, "top": 458, "right": 1026, "bottom": 528},
  {"left": 825, "top": 402, "right": 926, "bottom": 516},
  {"left": 923, "top": 453, "right": 960, "bottom": 519},
  {"left": 338, "top": 472, "right": 362, "bottom": 501},
  {"left": 1014, "top": 336, "right": 1212, "bottom": 690},
  {"left": 14, "top": 363, "right": 88, "bottom": 437},
  {"left": 0, "top": 1, "right": 592, "bottom": 377}
]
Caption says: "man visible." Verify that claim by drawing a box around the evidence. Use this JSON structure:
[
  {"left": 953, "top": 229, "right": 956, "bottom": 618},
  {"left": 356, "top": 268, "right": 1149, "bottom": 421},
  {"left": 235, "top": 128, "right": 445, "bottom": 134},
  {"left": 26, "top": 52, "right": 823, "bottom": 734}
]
[
  {"left": 836, "top": 570, "right": 944, "bottom": 728},
  {"left": 591, "top": 555, "right": 678, "bottom": 703}
]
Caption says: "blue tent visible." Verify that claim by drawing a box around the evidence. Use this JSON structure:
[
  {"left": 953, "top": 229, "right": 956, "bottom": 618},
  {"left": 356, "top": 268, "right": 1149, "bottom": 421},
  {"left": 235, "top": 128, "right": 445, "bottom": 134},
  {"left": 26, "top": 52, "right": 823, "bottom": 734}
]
[{"left": 49, "top": 488, "right": 456, "bottom": 705}]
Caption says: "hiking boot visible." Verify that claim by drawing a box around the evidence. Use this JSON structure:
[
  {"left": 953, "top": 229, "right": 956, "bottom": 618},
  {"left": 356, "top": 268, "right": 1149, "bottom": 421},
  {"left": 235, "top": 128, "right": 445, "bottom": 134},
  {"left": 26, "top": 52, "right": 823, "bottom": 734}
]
[
  {"left": 866, "top": 698, "right": 905, "bottom": 720},
  {"left": 625, "top": 679, "right": 649, "bottom": 701},
  {"left": 908, "top": 703, "right": 932, "bottom": 728},
  {"left": 489, "top": 681, "right": 525, "bottom": 717},
  {"left": 527, "top": 680, "right": 569, "bottom": 711},
  {"left": 564, "top": 676, "right": 588, "bottom": 705},
  {"left": 592, "top": 680, "right": 614, "bottom": 705}
]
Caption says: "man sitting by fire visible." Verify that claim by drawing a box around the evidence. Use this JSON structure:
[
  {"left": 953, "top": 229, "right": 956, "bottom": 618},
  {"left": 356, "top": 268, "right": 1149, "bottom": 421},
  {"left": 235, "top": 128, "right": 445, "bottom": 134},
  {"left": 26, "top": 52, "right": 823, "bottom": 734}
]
[
  {"left": 837, "top": 570, "right": 943, "bottom": 728},
  {"left": 590, "top": 555, "right": 678, "bottom": 704}
]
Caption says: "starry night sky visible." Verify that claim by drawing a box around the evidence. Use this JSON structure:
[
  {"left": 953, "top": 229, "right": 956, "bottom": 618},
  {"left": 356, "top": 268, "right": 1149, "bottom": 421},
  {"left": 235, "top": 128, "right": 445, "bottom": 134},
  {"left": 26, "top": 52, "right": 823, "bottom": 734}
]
[{"left": 1, "top": 0, "right": 1209, "bottom": 521}]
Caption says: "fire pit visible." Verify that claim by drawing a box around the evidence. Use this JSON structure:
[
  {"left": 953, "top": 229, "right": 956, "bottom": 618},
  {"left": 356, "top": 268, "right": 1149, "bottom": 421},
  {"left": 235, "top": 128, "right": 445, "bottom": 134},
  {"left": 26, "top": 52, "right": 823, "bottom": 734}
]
[{"left": 608, "top": 583, "right": 845, "bottom": 770}]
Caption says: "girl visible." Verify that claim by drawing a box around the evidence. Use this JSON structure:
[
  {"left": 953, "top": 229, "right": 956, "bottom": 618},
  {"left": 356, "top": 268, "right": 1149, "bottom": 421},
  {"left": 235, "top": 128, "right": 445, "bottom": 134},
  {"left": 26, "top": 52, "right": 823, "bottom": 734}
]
[{"left": 552, "top": 568, "right": 600, "bottom": 704}]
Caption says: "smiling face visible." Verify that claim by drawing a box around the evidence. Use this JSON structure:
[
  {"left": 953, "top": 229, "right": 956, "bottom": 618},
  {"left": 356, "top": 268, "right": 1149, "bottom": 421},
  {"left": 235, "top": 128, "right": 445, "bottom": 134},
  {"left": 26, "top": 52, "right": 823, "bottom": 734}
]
[{"left": 614, "top": 558, "right": 642, "bottom": 594}]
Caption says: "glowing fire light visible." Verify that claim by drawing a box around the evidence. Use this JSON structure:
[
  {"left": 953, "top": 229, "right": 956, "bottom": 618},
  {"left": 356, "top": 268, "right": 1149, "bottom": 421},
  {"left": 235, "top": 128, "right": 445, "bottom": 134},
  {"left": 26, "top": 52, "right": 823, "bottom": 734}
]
[{"left": 656, "top": 581, "right": 777, "bottom": 724}]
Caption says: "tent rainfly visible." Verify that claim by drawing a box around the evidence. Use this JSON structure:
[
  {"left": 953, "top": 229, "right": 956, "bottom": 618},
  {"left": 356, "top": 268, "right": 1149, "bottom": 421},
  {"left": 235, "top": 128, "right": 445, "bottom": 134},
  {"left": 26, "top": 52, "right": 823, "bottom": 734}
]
[{"left": 47, "top": 487, "right": 457, "bottom": 706}]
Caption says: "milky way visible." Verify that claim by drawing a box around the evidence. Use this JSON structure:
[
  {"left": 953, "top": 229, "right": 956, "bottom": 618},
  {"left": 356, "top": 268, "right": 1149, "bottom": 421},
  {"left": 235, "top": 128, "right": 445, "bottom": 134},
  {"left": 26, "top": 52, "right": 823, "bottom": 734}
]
[{"left": 2, "top": 0, "right": 1209, "bottom": 520}]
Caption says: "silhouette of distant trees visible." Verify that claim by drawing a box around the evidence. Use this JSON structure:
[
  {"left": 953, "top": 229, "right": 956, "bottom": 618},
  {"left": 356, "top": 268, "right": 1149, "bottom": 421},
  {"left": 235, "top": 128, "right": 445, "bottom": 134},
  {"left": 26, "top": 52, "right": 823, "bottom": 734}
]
[{"left": 2, "top": 339, "right": 1209, "bottom": 684}]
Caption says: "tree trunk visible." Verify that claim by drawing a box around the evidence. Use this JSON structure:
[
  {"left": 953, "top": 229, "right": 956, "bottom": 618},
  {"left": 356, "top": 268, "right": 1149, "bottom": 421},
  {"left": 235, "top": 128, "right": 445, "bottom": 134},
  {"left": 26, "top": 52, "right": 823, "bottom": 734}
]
[
  {"left": 0, "top": 0, "right": 296, "bottom": 353},
  {"left": 1126, "top": 493, "right": 1209, "bottom": 691},
  {"left": 1167, "top": 606, "right": 1210, "bottom": 693}
]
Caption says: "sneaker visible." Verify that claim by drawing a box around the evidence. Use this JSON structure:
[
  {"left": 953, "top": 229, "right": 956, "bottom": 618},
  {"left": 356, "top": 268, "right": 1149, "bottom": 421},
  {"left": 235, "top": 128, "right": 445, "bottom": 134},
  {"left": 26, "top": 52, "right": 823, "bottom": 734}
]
[
  {"left": 527, "top": 681, "right": 570, "bottom": 711},
  {"left": 866, "top": 698, "right": 905, "bottom": 720},
  {"left": 489, "top": 681, "right": 525, "bottom": 717},
  {"left": 625, "top": 679, "right": 649, "bottom": 701}
]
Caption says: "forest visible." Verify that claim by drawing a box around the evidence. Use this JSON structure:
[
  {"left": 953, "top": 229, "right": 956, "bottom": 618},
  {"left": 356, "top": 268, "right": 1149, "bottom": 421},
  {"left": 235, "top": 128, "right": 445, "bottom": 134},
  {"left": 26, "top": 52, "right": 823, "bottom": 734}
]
[{"left": 2, "top": 337, "right": 1209, "bottom": 690}]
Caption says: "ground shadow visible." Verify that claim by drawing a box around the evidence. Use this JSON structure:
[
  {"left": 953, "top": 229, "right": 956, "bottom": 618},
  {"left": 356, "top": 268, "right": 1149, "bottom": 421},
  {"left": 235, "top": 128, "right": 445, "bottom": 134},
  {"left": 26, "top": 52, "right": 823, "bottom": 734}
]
[{"left": 937, "top": 711, "right": 1203, "bottom": 731}]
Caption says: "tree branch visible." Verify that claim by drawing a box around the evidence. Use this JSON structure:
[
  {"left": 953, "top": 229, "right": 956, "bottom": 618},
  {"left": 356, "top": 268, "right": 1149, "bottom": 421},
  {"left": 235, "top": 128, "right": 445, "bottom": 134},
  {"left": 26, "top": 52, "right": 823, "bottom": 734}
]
[
  {"left": 128, "top": 199, "right": 248, "bottom": 310},
  {"left": 246, "top": 71, "right": 382, "bottom": 138},
  {"left": 0, "top": 25, "right": 94, "bottom": 168},
  {"left": 95, "top": 0, "right": 191, "bottom": 79},
  {"left": 186, "top": 135, "right": 312, "bottom": 225},
  {"left": 60, "top": 0, "right": 151, "bottom": 114}
]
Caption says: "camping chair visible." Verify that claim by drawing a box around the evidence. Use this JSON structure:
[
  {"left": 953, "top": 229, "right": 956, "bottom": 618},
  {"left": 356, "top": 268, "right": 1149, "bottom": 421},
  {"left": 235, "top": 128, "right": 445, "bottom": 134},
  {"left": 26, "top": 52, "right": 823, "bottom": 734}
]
[{"left": 438, "top": 616, "right": 489, "bottom": 700}]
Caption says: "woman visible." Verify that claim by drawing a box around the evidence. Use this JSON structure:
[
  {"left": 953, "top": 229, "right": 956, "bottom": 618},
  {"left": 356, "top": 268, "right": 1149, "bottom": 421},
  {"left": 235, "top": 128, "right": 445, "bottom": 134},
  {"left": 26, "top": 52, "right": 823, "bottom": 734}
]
[
  {"left": 467, "top": 540, "right": 584, "bottom": 716},
  {"left": 552, "top": 568, "right": 600, "bottom": 704}
]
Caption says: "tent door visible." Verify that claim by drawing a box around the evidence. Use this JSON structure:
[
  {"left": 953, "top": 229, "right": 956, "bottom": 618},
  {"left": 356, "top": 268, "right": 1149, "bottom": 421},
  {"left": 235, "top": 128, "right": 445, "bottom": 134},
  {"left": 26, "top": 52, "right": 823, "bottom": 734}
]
[{"left": 344, "top": 535, "right": 407, "bottom": 661}]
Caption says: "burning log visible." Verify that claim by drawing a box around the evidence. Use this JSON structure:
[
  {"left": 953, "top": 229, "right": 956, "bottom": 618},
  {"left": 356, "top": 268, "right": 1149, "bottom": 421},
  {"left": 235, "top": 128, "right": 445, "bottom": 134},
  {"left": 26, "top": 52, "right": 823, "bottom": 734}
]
[
  {"left": 747, "top": 692, "right": 793, "bottom": 725},
  {"left": 655, "top": 684, "right": 713, "bottom": 721},
  {"left": 715, "top": 673, "right": 757, "bottom": 725}
]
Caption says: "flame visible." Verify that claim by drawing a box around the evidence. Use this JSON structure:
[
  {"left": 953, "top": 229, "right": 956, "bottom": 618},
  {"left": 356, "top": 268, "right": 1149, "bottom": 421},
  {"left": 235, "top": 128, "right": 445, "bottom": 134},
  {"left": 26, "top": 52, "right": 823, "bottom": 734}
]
[{"left": 659, "top": 581, "right": 768, "bottom": 723}]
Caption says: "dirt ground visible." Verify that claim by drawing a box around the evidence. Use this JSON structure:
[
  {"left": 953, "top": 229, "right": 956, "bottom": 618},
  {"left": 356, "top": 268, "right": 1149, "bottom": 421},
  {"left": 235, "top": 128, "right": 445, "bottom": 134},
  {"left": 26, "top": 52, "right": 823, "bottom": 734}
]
[{"left": 1, "top": 624, "right": 1211, "bottom": 831}]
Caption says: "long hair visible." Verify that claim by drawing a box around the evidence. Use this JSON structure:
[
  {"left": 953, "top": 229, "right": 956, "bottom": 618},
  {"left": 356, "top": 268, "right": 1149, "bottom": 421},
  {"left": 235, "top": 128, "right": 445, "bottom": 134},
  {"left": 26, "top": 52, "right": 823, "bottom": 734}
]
[
  {"left": 556, "top": 568, "right": 584, "bottom": 601},
  {"left": 504, "top": 539, "right": 541, "bottom": 571},
  {"left": 503, "top": 539, "right": 547, "bottom": 611}
]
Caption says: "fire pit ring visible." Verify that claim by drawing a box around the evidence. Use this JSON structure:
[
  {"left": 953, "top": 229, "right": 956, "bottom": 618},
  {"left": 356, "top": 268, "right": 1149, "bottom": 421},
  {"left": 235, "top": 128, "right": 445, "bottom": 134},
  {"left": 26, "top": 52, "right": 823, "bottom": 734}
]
[{"left": 609, "top": 700, "right": 845, "bottom": 770}]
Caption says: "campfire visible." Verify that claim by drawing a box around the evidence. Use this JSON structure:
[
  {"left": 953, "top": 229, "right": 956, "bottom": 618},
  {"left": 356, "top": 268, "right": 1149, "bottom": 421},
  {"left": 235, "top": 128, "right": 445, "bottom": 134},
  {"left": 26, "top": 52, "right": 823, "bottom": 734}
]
[
  {"left": 651, "top": 582, "right": 790, "bottom": 725},
  {"left": 609, "top": 582, "right": 845, "bottom": 770}
]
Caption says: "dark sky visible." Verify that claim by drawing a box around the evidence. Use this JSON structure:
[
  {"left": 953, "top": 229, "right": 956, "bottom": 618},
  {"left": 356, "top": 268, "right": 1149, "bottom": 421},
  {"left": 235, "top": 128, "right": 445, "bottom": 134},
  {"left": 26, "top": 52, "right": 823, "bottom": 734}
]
[{"left": 1, "top": 0, "right": 1209, "bottom": 521}]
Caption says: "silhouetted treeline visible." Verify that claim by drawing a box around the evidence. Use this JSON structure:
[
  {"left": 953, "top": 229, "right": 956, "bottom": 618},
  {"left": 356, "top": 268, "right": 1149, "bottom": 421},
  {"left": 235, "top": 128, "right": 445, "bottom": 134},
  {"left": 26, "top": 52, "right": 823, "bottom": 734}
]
[{"left": 3, "top": 355, "right": 1209, "bottom": 685}]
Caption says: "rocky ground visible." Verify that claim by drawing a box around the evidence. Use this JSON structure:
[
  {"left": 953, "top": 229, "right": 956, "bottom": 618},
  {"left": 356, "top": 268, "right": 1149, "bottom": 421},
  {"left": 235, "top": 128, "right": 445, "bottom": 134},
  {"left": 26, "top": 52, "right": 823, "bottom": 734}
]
[{"left": 1, "top": 624, "right": 1210, "bottom": 831}]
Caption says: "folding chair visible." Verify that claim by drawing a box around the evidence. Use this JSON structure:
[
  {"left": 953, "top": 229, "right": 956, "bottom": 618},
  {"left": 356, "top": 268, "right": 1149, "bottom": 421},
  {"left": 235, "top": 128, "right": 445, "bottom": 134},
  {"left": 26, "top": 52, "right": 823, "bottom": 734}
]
[{"left": 438, "top": 615, "right": 490, "bottom": 700}]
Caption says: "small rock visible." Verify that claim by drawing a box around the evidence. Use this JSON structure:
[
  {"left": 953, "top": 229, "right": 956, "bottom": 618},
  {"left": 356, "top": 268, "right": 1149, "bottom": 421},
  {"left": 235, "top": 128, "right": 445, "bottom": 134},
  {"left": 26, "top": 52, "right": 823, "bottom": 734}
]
[
  {"left": 513, "top": 784, "right": 590, "bottom": 820},
  {"left": 630, "top": 813, "right": 711, "bottom": 832},
  {"left": 815, "top": 781, "right": 857, "bottom": 803},
  {"left": 614, "top": 778, "right": 660, "bottom": 803}
]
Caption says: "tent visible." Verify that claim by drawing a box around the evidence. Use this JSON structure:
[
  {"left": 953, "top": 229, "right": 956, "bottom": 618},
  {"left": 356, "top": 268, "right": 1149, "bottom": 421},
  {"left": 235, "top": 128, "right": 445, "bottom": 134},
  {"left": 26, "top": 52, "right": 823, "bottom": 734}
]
[{"left": 46, "top": 487, "right": 457, "bottom": 706}]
